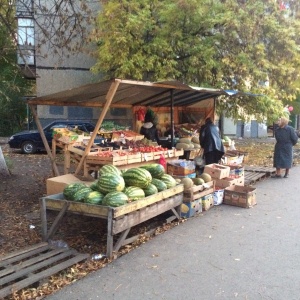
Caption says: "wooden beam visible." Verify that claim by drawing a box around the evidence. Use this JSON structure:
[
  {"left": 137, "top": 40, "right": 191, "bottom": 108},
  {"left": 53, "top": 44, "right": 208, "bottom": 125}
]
[
  {"left": 75, "top": 80, "right": 121, "bottom": 175},
  {"left": 29, "top": 105, "right": 60, "bottom": 177}
]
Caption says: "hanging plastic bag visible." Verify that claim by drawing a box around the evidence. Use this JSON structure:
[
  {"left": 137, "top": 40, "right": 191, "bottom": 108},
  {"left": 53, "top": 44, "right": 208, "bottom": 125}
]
[{"left": 159, "top": 153, "right": 167, "bottom": 170}]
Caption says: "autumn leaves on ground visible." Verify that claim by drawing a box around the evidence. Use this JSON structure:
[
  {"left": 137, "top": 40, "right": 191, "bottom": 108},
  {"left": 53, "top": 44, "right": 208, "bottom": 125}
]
[{"left": 1, "top": 137, "right": 300, "bottom": 299}]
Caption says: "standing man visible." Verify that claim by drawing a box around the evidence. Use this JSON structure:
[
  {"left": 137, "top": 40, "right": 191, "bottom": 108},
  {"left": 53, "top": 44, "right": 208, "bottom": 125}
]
[
  {"left": 272, "top": 116, "right": 298, "bottom": 178},
  {"left": 200, "top": 117, "right": 225, "bottom": 165}
]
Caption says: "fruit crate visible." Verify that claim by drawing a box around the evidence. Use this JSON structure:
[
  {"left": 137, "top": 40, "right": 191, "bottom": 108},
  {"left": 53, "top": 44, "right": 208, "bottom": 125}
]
[
  {"left": 183, "top": 180, "right": 215, "bottom": 202},
  {"left": 68, "top": 144, "right": 108, "bottom": 156},
  {"left": 141, "top": 152, "right": 154, "bottom": 162},
  {"left": 127, "top": 152, "right": 142, "bottom": 164},
  {"left": 85, "top": 151, "right": 128, "bottom": 166}
]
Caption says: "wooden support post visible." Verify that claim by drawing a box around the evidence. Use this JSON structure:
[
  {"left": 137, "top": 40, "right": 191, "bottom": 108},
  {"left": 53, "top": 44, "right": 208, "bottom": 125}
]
[
  {"left": 75, "top": 80, "right": 121, "bottom": 175},
  {"left": 29, "top": 104, "right": 60, "bottom": 176}
]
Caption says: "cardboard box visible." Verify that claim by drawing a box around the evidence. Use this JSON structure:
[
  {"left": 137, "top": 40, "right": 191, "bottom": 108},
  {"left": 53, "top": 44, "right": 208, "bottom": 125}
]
[
  {"left": 172, "top": 173, "right": 197, "bottom": 180},
  {"left": 180, "top": 199, "right": 202, "bottom": 218},
  {"left": 224, "top": 185, "right": 257, "bottom": 208},
  {"left": 46, "top": 174, "right": 94, "bottom": 195},
  {"left": 167, "top": 160, "right": 195, "bottom": 176},
  {"left": 215, "top": 177, "right": 245, "bottom": 189},
  {"left": 204, "top": 164, "right": 230, "bottom": 179},
  {"left": 224, "top": 164, "right": 244, "bottom": 178},
  {"left": 201, "top": 193, "right": 214, "bottom": 211}
]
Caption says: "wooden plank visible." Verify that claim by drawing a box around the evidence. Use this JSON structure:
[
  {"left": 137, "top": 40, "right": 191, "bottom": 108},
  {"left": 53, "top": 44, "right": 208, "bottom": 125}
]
[
  {"left": 112, "top": 194, "right": 183, "bottom": 234},
  {"left": 1, "top": 249, "right": 77, "bottom": 285},
  {"left": 0, "top": 248, "right": 66, "bottom": 278},
  {"left": 46, "top": 202, "right": 70, "bottom": 240},
  {"left": 0, "top": 243, "right": 49, "bottom": 263},
  {"left": 113, "top": 185, "right": 184, "bottom": 218},
  {"left": 0, "top": 253, "right": 89, "bottom": 299},
  {"left": 43, "top": 195, "right": 109, "bottom": 218},
  {"left": 113, "top": 228, "right": 131, "bottom": 253},
  {"left": 0, "top": 245, "right": 50, "bottom": 268}
]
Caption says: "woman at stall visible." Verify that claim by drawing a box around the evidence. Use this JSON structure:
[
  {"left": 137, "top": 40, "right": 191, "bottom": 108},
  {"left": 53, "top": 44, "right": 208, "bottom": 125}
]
[
  {"left": 272, "top": 116, "right": 298, "bottom": 178},
  {"left": 140, "top": 110, "right": 159, "bottom": 142}
]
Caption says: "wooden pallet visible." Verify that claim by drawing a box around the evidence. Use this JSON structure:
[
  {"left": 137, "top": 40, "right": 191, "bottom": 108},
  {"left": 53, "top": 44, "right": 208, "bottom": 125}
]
[
  {"left": 244, "top": 166, "right": 276, "bottom": 174},
  {"left": 243, "top": 166, "right": 276, "bottom": 186},
  {"left": 0, "top": 242, "right": 89, "bottom": 298}
]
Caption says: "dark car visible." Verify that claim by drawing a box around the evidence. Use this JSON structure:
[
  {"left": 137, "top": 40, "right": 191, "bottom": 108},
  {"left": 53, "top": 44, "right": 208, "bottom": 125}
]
[{"left": 8, "top": 120, "right": 96, "bottom": 154}]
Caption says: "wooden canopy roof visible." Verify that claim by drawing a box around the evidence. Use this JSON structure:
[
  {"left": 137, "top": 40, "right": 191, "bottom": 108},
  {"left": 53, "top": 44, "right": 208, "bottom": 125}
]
[{"left": 27, "top": 78, "right": 233, "bottom": 108}]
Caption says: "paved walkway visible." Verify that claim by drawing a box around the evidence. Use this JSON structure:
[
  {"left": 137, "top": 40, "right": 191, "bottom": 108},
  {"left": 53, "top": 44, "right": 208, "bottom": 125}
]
[{"left": 46, "top": 166, "right": 300, "bottom": 300}]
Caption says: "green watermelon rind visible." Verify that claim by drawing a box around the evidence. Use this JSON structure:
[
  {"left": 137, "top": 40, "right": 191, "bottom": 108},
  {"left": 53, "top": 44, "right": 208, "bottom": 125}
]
[
  {"left": 63, "top": 183, "right": 87, "bottom": 200},
  {"left": 97, "top": 174, "right": 125, "bottom": 194},
  {"left": 151, "top": 178, "right": 167, "bottom": 192},
  {"left": 73, "top": 187, "right": 93, "bottom": 202},
  {"left": 99, "top": 164, "right": 122, "bottom": 176},
  {"left": 143, "top": 183, "right": 158, "bottom": 196},
  {"left": 102, "top": 191, "right": 129, "bottom": 207},
  {"left": 84, "top": 191, "right": 104, "bottom": 205},
  {"left": 140, "top": 163, "right": 165, "bottom": 179},
  {"left": 160, "top": 174, "right": 177, "bottom": 189},
  {"left": 124, "top": 186, "right": 145, "bottom": 201},
  {"left": 122, "top": 168, "right": 152, "bottom": 189}
]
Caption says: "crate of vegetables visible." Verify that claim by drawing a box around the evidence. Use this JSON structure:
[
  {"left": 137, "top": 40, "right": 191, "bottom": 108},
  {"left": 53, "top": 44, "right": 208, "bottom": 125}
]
[{"left": 86, "top": 149, "right": 129, "bottom": 166}]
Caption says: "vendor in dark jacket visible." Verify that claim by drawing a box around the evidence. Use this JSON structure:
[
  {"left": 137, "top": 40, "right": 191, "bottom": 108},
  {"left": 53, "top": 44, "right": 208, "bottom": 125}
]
[
  {"left": 200, "top": 117, "right": 225, "bottom": 165},
  {"left": 140, "top": 111, "right": 159, "bottom": 142}
]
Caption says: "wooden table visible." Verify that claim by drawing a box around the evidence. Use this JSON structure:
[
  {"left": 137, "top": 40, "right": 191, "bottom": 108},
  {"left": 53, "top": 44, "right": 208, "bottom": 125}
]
[{"left": 40, "top": 185, "right": 184, "bottom": 259}]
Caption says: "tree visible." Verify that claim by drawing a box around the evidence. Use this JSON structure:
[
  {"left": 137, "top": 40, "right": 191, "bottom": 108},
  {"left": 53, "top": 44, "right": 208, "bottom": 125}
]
[
  {"left": 91, "top": 0, "right": 300, "bottom": 122},
  {"left": 0, "top": 2, "right": 32, "bottom": 134}
]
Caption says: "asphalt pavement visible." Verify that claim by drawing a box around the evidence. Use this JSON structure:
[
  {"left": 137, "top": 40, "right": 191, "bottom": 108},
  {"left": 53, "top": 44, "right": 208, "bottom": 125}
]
[{"left": 46, "top": 165, "right": 300, "bottom": 300}]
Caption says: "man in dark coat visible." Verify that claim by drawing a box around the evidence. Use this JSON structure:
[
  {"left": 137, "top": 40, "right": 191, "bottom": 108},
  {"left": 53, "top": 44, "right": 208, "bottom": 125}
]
[
  {"left": 273, "top": 116, "right": 298, "bottom": 178},
  {"left": 200, "top": 117, "right": 225, "bottom": 165}
]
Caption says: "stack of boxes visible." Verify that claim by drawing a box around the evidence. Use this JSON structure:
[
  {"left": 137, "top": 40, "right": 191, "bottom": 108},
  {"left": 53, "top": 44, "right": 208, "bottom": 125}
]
[
  {"left": 221, "top": 150, "right": 256, "bottom": 208},
  {"left": 181, "top": 180, "right": 215, "bottom": 218}
]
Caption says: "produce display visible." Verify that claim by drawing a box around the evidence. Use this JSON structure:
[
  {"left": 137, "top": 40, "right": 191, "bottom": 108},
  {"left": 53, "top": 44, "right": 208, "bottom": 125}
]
[
  {"left": 62, "top": 163, "right": 181, "bottom": 207},
  {"left": 60, "top": 161, "right": 218, "bottom": 214},
  {"left": 175, "top": 137, "right": 201, "bottom": 151}
]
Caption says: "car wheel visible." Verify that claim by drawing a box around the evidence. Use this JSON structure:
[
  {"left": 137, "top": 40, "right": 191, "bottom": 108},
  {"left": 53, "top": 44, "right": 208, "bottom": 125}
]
[{"left": 21, "top": 141, "right": 37, "bottom": 154}]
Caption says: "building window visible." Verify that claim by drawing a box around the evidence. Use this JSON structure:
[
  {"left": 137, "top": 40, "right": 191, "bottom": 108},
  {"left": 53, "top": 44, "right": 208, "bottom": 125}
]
[
  {"left": 17, "top": 18, "right": 35, "bottom": 65},
  {"left": 18, "top": 18, "right": 34, "bottom": 46}
]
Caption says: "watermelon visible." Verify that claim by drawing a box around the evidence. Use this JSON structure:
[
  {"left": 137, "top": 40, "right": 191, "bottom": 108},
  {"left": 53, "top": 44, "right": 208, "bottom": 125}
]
[
  {"left": 160, "top": 174, "right": 177, "bottom": 189},
  {"left": 97, "top": 173, "right": 125, "bottom": 194},
  {"left": 63, "top": 183, "right": 87, "bottom": 200},
  {"left": 102, "top": 191, "right": 128, "bottom": 207},
  {"left": 143, "top": 183, "right": 158, "bottom": 196},
  {"left": 89, "top": 181, "right": 99, "bottom": 191},
  {"left": 99, "top": 165, "right": 121, "bottom": 177},
  {"left": 140, "top": 163, "right": 165, "bottom": 179},
  {"left": 84, "top": 191, "right": 104, "bottom": 205},
  {"left": 73, "top": 187, "right": 93, "bottom": 202},
  {"left": 124, "top": 186, "right": 145, "bottom": 201},
  {"left": 151, "top": 178, "right": 167, "bottom": 192},
  {"left": 122, "top": 168, "right": 152, "bottom": 188}
]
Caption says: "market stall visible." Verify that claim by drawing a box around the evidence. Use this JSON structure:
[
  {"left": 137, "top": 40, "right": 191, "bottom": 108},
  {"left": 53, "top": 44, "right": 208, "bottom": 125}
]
[
  {"left": 26, "top": 78, "right": 256, "bottom": 258},
  {"left": 27, "top": 78, "right": 232, "bottom": 177}
]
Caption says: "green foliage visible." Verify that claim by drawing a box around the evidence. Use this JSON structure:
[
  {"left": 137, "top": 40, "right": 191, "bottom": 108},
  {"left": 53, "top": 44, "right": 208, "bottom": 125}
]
[
  {"left": 0, "top": 2, "right": 33, "bottom": 135},
  {"left": 91, "top": 0, "right": 300, "bottom": 122}
]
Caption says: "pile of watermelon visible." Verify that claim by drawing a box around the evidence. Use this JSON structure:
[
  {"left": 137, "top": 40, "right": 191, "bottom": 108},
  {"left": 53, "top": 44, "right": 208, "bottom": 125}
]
[{"left": 62, "top": 163, "right": 178, "bottom": 207}]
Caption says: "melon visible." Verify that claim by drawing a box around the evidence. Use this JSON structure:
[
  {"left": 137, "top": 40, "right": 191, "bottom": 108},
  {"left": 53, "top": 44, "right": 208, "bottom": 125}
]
[
  {"left": 191, "top": 137, "right": 200, "bottom": 144},
  {"left": 199, "top": 173, "right": 212, "bottom": 183},
  {"left": 194, "top": 178, "right": 205, "bottom": 185},
  {"left": 181, "top": 177, "right": 194, "bottom": 190}
]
